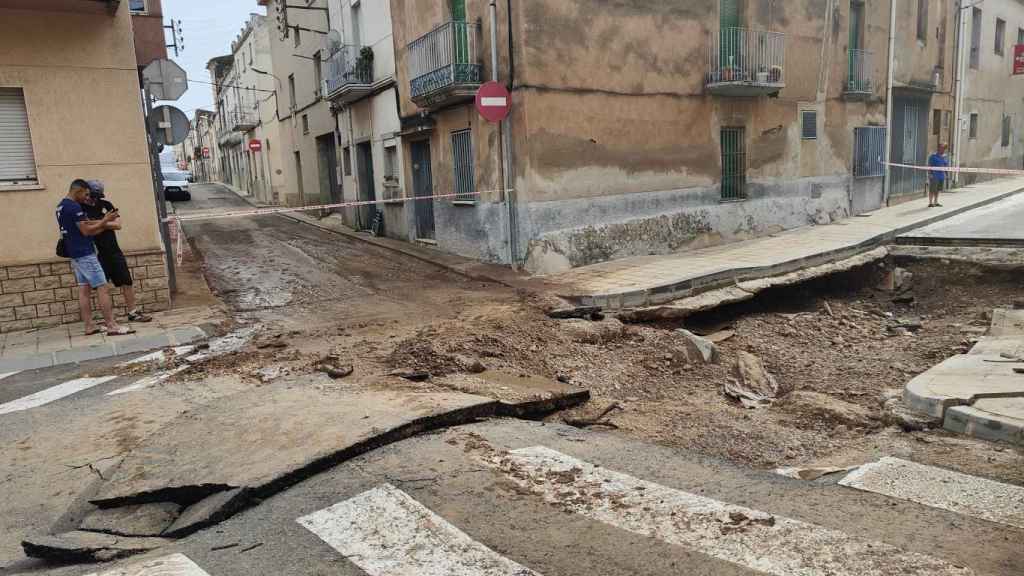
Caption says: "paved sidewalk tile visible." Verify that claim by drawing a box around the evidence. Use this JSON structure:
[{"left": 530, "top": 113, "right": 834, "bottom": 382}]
[{"left": 552, "top": 177, "right": 1024, "bottom": 307}]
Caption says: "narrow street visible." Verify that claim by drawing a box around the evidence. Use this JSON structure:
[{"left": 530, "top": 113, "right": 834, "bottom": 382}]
[{"left": 1, "top": 183, "right": 1022, "bottom": 575}]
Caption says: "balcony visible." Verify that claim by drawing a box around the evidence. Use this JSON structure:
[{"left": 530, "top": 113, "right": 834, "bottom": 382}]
[
  {"left": 407, "top": 20, "right": 482, "bottom": 110},
  {"left": 324, "top": 45, "right": 375, "bottom": 105},
  {"left": 843, "top": 49, "right": 873, "bottom": 100},
  {"left": 228, "top": 109, "right": 258, "bottom": 132},
  {"left": 706, "top": 27, "right": 785, "bottom": 97}
]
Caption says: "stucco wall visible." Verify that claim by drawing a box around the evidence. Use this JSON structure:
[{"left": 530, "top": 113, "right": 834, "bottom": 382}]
[
  {"left": 0, "top": 6, "right": 162, "bottom": 267},
  {"left": 959, "top": 0, "right": 1024, "bottom": 175}
]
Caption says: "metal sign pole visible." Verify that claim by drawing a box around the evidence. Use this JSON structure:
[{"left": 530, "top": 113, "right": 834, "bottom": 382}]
[{"left": 143, "top": 81, "right": 177, "bottom": 293}]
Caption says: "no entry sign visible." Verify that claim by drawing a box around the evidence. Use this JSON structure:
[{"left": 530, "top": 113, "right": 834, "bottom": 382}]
[
  {"left": 1015, "top": 44, "right": 1024, "bottom": 75},
  {"left": 475, "top": 81, "right": 511, "bottom": 123},
  {"left": 248, "top": 139, "right": 262, "bottom": 152}
]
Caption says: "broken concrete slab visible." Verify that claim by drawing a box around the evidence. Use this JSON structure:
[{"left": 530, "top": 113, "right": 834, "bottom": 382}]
[
  {"left": 90, "top": 382, "right": 497, "bottom": 513},
  {"left": 903, "top": 354, "right": 1024, "bottom": 419},
  {"left": 22, "top": 531, "right": 170, "bottom": 563},
  {"left": 775, "top": 466, "right": 854, "bottom": 481},
  {"left": 162, "top": 487, "right": 247, "bottom": 538},
  {"left": 945, "top": 398, "right": 1024, "bottom": 446},
  {"left": 433, "top": 371, "right": 590, "bottom": 417},
  {"left": 79, "top": 503, "right": 181, "bottom": 537},
  {"left": 618, "top": 247, "right": 889, "bottom": 321},
  {"left": 725, "top": 351, "right": 783, "bottom": 407},
  {"left": 989, "top": 309, "right": 1024, "bottom": 337}
]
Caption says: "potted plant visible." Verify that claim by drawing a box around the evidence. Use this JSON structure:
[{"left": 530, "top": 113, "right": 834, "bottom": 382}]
[{"left": 355, "top": 46, "right": 374, "bottom": 83}]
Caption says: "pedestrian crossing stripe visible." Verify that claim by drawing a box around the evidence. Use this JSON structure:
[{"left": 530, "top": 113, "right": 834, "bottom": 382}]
[
  {"left": 298, "top": 483, "right": 543, "bottom": 576},
  {"left": 83, "top": 553, "right": 210, "bottom": 576},
  {"left": 494, "top": 446, "right": 975, "bottom": 576},
  {"left": 838, "top": 456, "right": 1024, "bottom": 529},
  {"left": 0, "top": 376, "right": 118, "bottom": 415}
]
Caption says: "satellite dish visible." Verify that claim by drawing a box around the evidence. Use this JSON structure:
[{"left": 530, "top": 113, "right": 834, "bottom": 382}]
[{"left": 324, "top": 29, "right": 343, "bottom": 56}]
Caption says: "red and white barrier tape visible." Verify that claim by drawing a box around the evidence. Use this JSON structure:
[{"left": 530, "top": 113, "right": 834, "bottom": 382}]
[
  {"left": 886, "top": 162, "right": 1024, "bottom": 176},
  {"left": 163, "top": 189, "right": 500, "bottom": 223}
]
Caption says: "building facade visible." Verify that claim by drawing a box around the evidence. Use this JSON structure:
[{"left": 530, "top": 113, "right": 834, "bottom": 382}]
[
  {"left": 178, "top": 109, "right": 218, "bottom": 183},
  {"left": 129, "top": 0, "right": 168, "bottom": 70},
  {"left": 955, "top": 0, "right": 1024, "bottom": 181},
  {"left": 0, "top": 0, "right": 170, "bottom": 333},
  {"left": 262, "top": 0, "right": 338, "bottom": 207},
  {"left": 387, "top": 0, "right": 958, "bottom": 273},
  {"left": 326, "top": 0, "right": 407, "bottom": 234},
  {"left": 210, "top": 14, "right": 286, "bottom": 204}
]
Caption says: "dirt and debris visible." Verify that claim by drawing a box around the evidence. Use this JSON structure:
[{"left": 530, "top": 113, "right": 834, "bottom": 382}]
[{"left": 383, "top": 259, "right": 1024, "bottom": 481}]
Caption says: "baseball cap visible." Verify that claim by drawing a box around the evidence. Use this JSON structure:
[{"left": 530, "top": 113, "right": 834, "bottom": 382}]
[{"left": 86, "top": 180, "right": 105, "bottom": 199}]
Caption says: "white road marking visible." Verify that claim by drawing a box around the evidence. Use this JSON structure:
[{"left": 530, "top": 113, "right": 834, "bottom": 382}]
[
  {"left": 107, "top": 366, "right": 188, "bottom": 396},
  {"left": 297, "top": 483, "right": 543, "bottom": 576},
  {"left": 839, "top": 456, "right": 1024, "bottom": 528},
  {"left": 0, "top": 371, "right": 20, "bottom": 382},
  {"left": 83, "top": 553, "right": 211, "bottom": 576},
  {"left": 496, "top": 446, "right": 974, "bottom": 576},
  {"left": 0, "top": 376, "right": 118, "bottom": 415}
]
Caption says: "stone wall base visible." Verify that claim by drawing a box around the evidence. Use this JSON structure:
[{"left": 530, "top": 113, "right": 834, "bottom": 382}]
[{"left": 0, "top": 251, "right": 171, "bottom": 333}]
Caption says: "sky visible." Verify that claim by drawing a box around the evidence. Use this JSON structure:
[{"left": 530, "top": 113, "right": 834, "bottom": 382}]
[{"left": 156, "top": 0, "right": 264, "bottom": 118}]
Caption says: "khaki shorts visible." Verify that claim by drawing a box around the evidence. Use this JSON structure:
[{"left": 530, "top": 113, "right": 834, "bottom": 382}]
[{"left": 929, "top": 179, "right": 943, "bottom": 194}]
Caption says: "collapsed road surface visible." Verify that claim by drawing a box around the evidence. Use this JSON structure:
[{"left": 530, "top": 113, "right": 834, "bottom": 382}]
[{"left": 2, "top": 184, "right": 1022, "bottom": 574}]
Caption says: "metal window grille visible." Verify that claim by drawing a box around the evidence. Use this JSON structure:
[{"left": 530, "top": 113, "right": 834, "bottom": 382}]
[
  {"left": 451, "top": 129, "right": 475, "bottom": 202},
  {"left": 933, "top": 109, "right": 941, "bottom": 135},
  {"left": 969, "top": 113, "right": 979, "bottom": 139},
  {"left": 302, "top": 114, "right": 309, "bottom": 134},
  {"left": 1002, "top": 116, "right": 1011, "bottom": 147},
  {"left": 801, "top": 110, "right": 817, "bottom": 140},
  {"left": 720, "top": 127, "right": 747, "bottom": 200},
  {"left": 970, "top": 8, "right": 982, "bottom": 69},
  {"left": 853, "top": 126, "right": 886, "bottom": 178},
  {"left": 343, "top": 146, "right": 352, "bottom": 176}
]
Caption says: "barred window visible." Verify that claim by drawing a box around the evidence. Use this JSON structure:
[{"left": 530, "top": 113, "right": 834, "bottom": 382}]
[
  {"left": 451, "top": 129, "right": 475, "bottom": 203},
  {"left": 853, "top": 126, "right": 886, "bottom": 178}
]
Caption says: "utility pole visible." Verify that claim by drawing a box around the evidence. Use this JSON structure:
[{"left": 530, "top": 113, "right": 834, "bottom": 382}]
[
  {"left": 142, "top": 81, "right": 177, "bottom": 293},
  {"left": 882, "top": 0, "right": 897, "bottom": 206}
]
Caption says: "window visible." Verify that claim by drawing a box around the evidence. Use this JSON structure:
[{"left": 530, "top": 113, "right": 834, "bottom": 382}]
[
  {"left": 313, "top": 51, "right": 323, "bottom": 98},
  {"left": 853, "top": 126, "right": 886, "bottom": 178},
  {"left": 1002, "top": 115, "right": 1011, "bottom": 147},
  {"left": 916, "top": 0, "right": 928, "bottom": 43},
  {"left": 969, "top": 113, "right": 979, "bottom": 139},
  {"left": 1019, "top": 28, "right": 1024, "bottom": 46},
  {"left": 451, "top": 129, "right": 475, "bottom": 202},
  {"left": 384, "top": 145, "right": 399, "bottom": 182},
  {"left": 996, "top": 18, "right": 1006, "bottom": 56},
  {"left": 0, "top": 88, "right": 39, "bottom": 185},
  {"left": 970, "top": 8, "right": 982, "bottom": 69},
  {"left": 128, "top": 0, "right": 147, "bottom": 13},
  {"left": 720, "top": 127, "right": 747, "bottom": 200},
  {"left": 351, "top": 2, "right": 363, "bottom": 48},
  {"left": 294, "top": 152, "right": 304, "bottom": 196},
  {"left": 293, "top": 26, "right": 301, "bottom": 48},
  {"left": 933, "top": 109, "right": 941, "bottom": 135},
  {"left": 302, "top": 114, "right": 309, "bottom": 134},
  {"left": 288, "top": 74, "right": 296, "bottom": 110},
  {"left": 801, "top": 110, "right": 817, "bottom": 140},
  {"left": 342, "top": 146, "right": 352, "bottom": 176}
]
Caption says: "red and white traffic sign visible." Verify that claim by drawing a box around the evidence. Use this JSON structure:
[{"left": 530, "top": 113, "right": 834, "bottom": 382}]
[
  {"left": 248, "top": 139, "right": 262, "bottom": 152},
  {"left": 202, "top": 146, "right": 210, "bottom": 158},
  {"left": 475, "top": 81, "right": 511, "bottom": 123}
]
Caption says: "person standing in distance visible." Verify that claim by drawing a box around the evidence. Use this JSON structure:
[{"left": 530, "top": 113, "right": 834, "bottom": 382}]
[
  {"left": 927, "top": 143, "right": 949, "bottom": 208},
  {"left": 56, "top": 179, "right": 134, "bottom": 336},
  {"left": 84, "top": 181, "right": 152, "bottom": 322}
]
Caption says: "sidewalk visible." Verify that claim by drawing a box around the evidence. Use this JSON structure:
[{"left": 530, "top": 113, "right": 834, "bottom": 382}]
[
  {"left": 0, "top": 305, "right": 225, "bottom": 373},
  {"left": 552, "top": 177, "right": 1024, "bottom": 309},
  {"left": 904, "top": 309, "right": 1024, "bottom": 446}
]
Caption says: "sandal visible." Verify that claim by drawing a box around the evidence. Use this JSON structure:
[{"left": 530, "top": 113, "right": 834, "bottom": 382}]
[
  {"left": 84, "top": 327, "right": 105, "bottom": 336},
  {"left": 106, "top": 326, "right": 137, "bottom": 336}
]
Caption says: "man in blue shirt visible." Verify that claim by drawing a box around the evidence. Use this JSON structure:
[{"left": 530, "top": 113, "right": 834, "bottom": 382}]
[
  {"left": 927, "top": 143, "right": 949, "bottom": 208},
  {"left": 56, "top": 179, "right": 134, "bottom": 336}
]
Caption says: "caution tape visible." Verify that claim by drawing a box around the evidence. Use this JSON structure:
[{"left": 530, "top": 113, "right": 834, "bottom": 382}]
[
  {"left": 163, "top": 189, "right": 504, "bottom": 223},
  {"left": 886, "top": 162, "right": 1024, "bottom": 176}
]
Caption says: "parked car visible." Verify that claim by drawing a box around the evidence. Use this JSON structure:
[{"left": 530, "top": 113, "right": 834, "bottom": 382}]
[{"left": 161, "top": 169, "right": 191, "bottom": 201}]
